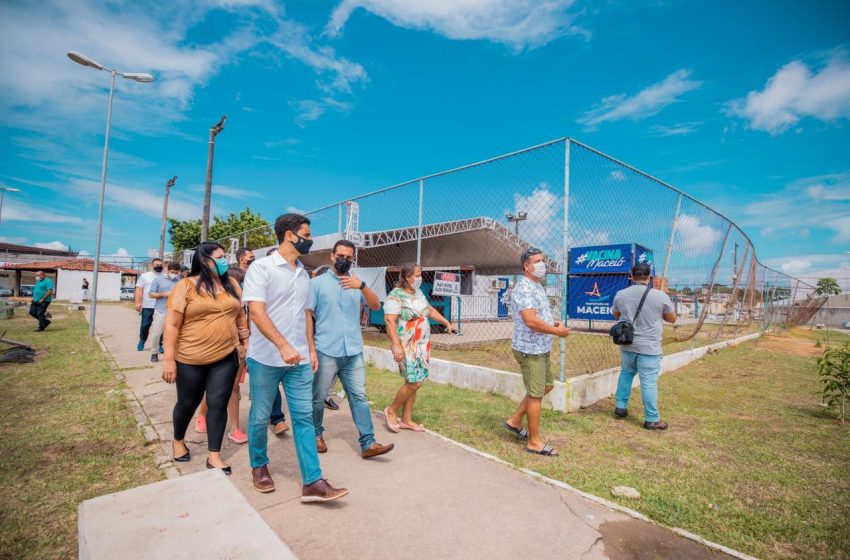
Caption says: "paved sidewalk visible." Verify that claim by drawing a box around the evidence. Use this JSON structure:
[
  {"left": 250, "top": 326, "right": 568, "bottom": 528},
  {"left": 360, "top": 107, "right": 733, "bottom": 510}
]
[{"left": 95, "top": 304, "right": 742, "bottom": 560}]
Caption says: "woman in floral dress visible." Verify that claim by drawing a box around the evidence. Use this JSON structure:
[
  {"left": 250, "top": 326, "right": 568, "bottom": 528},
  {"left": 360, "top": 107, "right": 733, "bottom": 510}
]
[{"left": 383, "top": 263, "right": 456, "bottom": 432}]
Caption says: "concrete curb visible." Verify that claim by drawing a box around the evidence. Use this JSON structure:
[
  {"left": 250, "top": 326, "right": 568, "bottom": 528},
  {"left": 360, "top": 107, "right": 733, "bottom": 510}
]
[{"left": 420, "top": 424, "right": 761, "bottom": 560}]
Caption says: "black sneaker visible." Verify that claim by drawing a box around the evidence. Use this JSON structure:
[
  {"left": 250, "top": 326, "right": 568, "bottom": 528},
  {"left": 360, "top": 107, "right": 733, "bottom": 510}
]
[
  {"left": 644, "top": 420, "right": 669, "bottom": 430},
  {"left": 324, "top": 398, "right": 339, "bottom": 411},
  {"left": 151, "top": 354, "right": 159, "bottom": 363},
  {"left": 614, "top": 407, "right": 628, "bottom": 418}
]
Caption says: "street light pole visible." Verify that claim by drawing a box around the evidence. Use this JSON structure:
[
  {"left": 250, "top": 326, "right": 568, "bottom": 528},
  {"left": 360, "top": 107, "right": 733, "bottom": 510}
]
[
  {"left": 159, "top": 176, "right": 178, "bottom": 259},
  {"left": 506, "top": 211, "right": 528, "bottom": 285},
  {"left": 0, "top": 186, "right": 21, "bottom": 225},
  {"left": 67, "top": 51, "right": 153, "bottom": 337},
  {"left": 201, "top": 115, "right": 226, "bottom": 242}
]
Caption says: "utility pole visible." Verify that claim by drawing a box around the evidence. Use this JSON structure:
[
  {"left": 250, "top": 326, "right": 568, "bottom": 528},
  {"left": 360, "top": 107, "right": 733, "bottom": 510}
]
[
  {"left": 159, "top": 176, "right": 177, "bottom": 259},
  {"left": 506, "top": 211, "right": 528, "bottom": 286},
  {"left": 201, "top": 115, "right": 226, "bottom": 242}
]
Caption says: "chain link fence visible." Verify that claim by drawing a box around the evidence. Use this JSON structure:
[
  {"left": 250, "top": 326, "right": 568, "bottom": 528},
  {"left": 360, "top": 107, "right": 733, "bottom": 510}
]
[{"left": 210, "top": 137, "right": 823, "bottom": 379}]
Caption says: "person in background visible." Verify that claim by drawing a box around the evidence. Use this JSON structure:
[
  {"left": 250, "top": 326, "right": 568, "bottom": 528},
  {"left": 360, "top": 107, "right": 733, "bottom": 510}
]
[
  {"left": 148, "top": 261, "right": 181, "bottom": 363},
  {"left": 611, "top": 262, "right": 677, "bottom": 430},
  {"left": 236, "top": 247, "right": 255, "bottom": 271},
  {"left": 81, "top": 278, "right": 90, "bottom": 301},
  {"left": 383, "top": 263, "right": 456, "bottom": 433},
  {"left": 180, "top": 266, "right": 190, "bottom": 278},
  {"left": 135, "top": 258, "right": 164, "bottom": 352},
  {"left": 29, "top": 271, "right": 54, "bottom": 332},
  {"left": 161, "top": 242, "right": 249, "bottom": 475},
  {"left": 243, "top": 213, "right": 348, "bottom": 501},
  {"left": 310, "top": 264, "right": 339, "bottom": 410},
  {"left": 504, "top": 248, "right": 570, "bottom": 457},
  {"left": 309, "top": 240, "right": 393, "bottom": 458}
]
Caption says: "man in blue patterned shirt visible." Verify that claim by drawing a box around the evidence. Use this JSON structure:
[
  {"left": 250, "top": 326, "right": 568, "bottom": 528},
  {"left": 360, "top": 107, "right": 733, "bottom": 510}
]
[{"left": 504, "top": 248, "right": 570, "bottom": 457}]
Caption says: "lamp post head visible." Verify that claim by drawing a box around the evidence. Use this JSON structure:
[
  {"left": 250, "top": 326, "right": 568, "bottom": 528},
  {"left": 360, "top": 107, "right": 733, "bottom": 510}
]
[
  {"left": 0, "top": 186, "right": 21, "bottom": 193},
  {"left": 211, "top": 115, "right": 227, "bottom": 136},
  {"left": 166, "top": 176, "right": 178, "bottom": 188},
  {"left": 122, "top": 72, "right": 154, "bottom": 83},
  {"left": 67, "top": 51, "right": 104, "bottom": 71}
]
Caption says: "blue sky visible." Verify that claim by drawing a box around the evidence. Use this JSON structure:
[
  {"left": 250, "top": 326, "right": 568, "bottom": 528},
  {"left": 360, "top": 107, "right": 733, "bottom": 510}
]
[{"left": 1, "top": 0, "right": 849, "bottom": 277}]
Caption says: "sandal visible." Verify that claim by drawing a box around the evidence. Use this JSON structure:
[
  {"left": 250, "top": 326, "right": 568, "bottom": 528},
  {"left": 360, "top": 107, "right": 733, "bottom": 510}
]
[
  {"left": 398, "top": 421, "right": 425, "bottom": 432},
  {"left": 526, "top": 444, "right": 559, "bottom": 456},
  {"left": 504, "top": 422, "right": 528, "bottom": 439},
  {"left": 383, "top": 407, "right": 400, "bottom": 433}
]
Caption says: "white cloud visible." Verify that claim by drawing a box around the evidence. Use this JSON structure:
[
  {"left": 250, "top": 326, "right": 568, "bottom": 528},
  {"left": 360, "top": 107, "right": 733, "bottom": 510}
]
[
  {"left": 760, "top": 226, "right": 775, "bottom": 237},
  {"left": 780, "top": 258, "right": 811, "bottom": 275},
  {"left": 577, "top": 69, "right": 702, "bottom": 129},
  {"left": 726, "top": 49, "right": 850, "bottom": 135},
  {"left": 0, "top": 236, "right": 28, "bottom": 244},
  {"left": 326, "top": 0, "right": 588, "bottom": 51},
  {"left": 78, "top": 250, "right": 90, "bottom": 256},
  {"left": 2, "top": 200, "right": 83, "bottom": 224},
  {"left": 673, "top": 213, "right": 723, "bottom": 256},
  {"left": 766, "top": 254, "right": 850, "bottom": 276},
  {"left": 265, "top": 138, "right": 301, "bottom": 148},
  {"left": 799, "top": 227, "right": 810, "bottom": 239},
  {"left": 69, "top": 178, "right": 202, "bottom": 221},
  {"left": 290, "top": 98, "right": 352, "bottom": 127},
  {"left": 33, "top": 241, "right": 70, "bottom": 251},
  {"left": 646, "top": 122, "right": 700, "bottom": 137},
  {"left": 609, "top": 170, "right": 626, "bottom": 182},
  {"left": 286, "top": 206, "right": 307, "bottom": 214},
  {"left": 190, "top": 184, "right": 257, "bottom": 199}
]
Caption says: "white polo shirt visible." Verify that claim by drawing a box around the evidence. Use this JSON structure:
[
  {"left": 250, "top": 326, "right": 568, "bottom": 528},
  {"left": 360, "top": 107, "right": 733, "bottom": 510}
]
[
  {"left": 135, "top": 271, "right": 162, "bottom": 309},
  {"left": 242, "top": 251, "right": 313, "bottom": 367}
]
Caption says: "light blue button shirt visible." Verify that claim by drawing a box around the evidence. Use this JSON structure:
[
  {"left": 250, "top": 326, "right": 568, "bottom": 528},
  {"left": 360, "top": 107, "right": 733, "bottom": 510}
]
[{"left": 308, "top": 272, "right": 366, "bottom": 358}]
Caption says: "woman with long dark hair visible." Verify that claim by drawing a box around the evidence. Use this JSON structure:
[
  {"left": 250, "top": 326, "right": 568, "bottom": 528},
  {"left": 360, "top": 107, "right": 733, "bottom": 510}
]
[
  {"left": 161, "top": 242, "right": 250, "bottom": 474},
  {"left": 383, "top": 263, "right": 455, "bottom": 432}
]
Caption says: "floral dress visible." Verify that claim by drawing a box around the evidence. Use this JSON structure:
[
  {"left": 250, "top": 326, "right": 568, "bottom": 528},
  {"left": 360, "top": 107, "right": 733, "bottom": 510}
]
[{"left": 383, "top": 287, "right": 432, "bottom": 382}]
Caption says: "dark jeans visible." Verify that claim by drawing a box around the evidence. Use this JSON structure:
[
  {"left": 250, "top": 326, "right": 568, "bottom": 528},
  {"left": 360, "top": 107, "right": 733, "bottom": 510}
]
[
  {"left": 29, "top": 301, "right": 51, "bottom": 330},
  {"left": 270, "top": 386, "right": 286, "bottom": 425},
  {"left": 139, "top": 308, "right": 155, "bottom": 344}
]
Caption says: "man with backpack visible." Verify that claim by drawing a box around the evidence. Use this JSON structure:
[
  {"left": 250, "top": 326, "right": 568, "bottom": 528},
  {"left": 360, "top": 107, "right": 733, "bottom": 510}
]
[{"left": 611, "top": 262, "right": 677, "bottom": 430}]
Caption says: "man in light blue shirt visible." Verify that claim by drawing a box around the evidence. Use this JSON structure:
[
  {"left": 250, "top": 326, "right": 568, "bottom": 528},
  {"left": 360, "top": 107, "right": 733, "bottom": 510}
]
[{"left": 307, "top": 240, "right": 394, "bottom": 459}]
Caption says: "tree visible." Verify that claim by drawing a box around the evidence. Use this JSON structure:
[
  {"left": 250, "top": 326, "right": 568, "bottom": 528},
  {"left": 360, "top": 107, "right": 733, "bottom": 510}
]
[
  {"left": 816, "top": 343, "right": 850, "bottom": 422},
  {"left": 815, "top": 277, "right": 842, "bottom": 296},
  {"left": 168, "top": 208, "right": 276, "bottom": 252}
]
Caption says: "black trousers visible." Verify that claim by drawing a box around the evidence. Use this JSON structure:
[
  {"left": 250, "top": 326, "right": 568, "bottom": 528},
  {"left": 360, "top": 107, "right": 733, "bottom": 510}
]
[
  {"left": 172, "top": 352, "right": 239, "bottom": 452},
  {"left": 139, "top": 307, "right": 155, "bottom": 344},
  {"left": 29, "top": 301, "right": 51, "bottom": 330}
]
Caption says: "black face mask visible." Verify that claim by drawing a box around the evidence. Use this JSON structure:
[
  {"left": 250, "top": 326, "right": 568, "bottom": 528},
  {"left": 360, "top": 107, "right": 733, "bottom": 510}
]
[
  {"left": 290, "top": 234, "right": 313, "bottom": 255},
  {"left": 334, "top": 256, "right": 353, "bottom": 275},
  {"left": 246, "top": 259, "right": 255, "bottom": 267},
  {"left": 153, "top": 265, "right": 163, "bottom": 273}
]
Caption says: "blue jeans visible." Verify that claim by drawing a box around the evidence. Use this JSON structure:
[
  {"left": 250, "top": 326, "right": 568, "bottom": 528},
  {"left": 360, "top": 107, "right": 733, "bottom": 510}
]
[
  {"left": 247, "top": 358, "right": 322, "bottom": 485},
  {"left": 312, "top": 352, "right": 375, "bottom": 451},
  {"left": 614, "top": 351, "right": 662, "bottom": 422}
]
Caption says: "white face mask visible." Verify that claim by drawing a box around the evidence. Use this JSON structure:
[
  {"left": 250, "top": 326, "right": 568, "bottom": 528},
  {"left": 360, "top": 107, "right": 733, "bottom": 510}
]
[
  {"left": 412, "top": 277, "right": 423, "bottom": 289},
  {"left": 531, "top": 261, "right": 546, "bottom": 278}
]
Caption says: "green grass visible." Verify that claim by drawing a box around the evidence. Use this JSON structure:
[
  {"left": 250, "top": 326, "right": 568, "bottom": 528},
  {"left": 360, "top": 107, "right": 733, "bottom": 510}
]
[
  {"left": 363, "top": 321, "right": 761, "bottom": 377},
  {"left": 365, "top": 328, "right": 850, "bottom": 560},
  {"left": 0, "top": 310, "right": 163, "bottom": 560}
]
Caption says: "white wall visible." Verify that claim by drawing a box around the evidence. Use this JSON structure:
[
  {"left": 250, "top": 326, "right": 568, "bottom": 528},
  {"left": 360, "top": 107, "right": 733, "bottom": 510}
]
[{"left": 57, "top": 270, "right": 121, "bottom": 301}]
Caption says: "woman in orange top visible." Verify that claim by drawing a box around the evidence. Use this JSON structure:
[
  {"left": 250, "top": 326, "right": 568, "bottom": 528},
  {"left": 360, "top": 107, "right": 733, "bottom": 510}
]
[{"left": 162, "top": 242, "right": 249, "bottom": 474}]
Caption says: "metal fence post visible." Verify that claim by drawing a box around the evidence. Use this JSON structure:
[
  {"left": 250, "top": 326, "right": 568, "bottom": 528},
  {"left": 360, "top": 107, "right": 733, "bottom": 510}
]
[
  {"left": 417, "top": 179, "right": 424, "bottom": 264},
  {"left": 560, "top": 139, "right": 571, "bottom": 382},
  {"left": 661, "top": 193, "right": 682, "bottom": 279},
  {"left": 338, "top": 203, "right": 343, "bottom": 234}
]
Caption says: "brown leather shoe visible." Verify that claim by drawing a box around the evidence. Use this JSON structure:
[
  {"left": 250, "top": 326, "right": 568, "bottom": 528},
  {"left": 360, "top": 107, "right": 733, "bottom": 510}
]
[
  {"left": 252, "top": 465, "right": 275, "bottom": 493},
  {"left": 301, "top": 479, "right": 349, "bottom": 503},
  {"left": 272, "top": 421, "right": 289, "bottom": 435},
  {"left": 316, "top": 435, "right": 327, "bottom": 453},
  {"left": 644, "top": 420, "right": 669, "bottom": 430},
  {"left": 362, "top": 442, "right": 395, "bottom": 459}
]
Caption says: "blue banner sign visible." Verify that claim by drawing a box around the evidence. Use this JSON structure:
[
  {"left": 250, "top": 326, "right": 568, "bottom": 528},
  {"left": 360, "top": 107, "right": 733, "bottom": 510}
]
[
  {"left": 569, "top": 244, "right": 654, "bottom": 275},
  {"left": 568, "top": 275, "right": 630, "bottom": 320}
]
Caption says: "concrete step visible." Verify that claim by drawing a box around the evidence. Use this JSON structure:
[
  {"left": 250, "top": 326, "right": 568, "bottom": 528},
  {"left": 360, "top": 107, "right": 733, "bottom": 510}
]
[{"left": 78, "top": 469, "right": 295, "bottom": 560}]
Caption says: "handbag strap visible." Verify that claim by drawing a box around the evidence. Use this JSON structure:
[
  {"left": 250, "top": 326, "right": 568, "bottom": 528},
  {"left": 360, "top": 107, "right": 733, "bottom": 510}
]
[{"left": 632, "top": 281, "right": 653, "bottom": 323}]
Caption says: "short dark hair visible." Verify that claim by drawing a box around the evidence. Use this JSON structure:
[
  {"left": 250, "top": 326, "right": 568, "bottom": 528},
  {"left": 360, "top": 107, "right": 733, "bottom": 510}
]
[
  {"left": 180, "top": 266, "right": 190, "bottom": 273},
  {"left": 152, "top": 257, "right": 163, "bottom": 264},
  {"left": 632, "top": 263, "right": 652, "bottom": 279},
  {"left": 166, "top": 261, "right": 181, "bottom": 272},
  {"left": 520, "top": 248, "right": 543, "bottom": 266},
  {"left": 333, "top": 240, "right": 355, "bottom": 254},
  {"left": 274, "top": 213, "right": 311, "bottom": 243},
  {"left": 236, "top": 247, "right": 253, "bottom": 261},
  {"left": 227, "top": 266, "right": 245, "bottom": 284}
]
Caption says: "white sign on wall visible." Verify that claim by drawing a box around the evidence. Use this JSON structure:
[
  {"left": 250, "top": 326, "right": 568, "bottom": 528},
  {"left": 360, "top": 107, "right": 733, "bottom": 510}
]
[{"left": 432, "top": 271, "right": 461, "bottom": 296}]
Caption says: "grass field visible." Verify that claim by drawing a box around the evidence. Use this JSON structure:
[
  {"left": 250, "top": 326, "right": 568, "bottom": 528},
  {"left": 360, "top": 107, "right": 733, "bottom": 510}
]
[
  {"left": 0, "top": 310, "right": 163, "bottom": 560},
  {"left": 362, "top": 320, "right": 761, "bottom": 377},
  {"left": 365, "top": 328, "right": 850, "bottom": 560}
]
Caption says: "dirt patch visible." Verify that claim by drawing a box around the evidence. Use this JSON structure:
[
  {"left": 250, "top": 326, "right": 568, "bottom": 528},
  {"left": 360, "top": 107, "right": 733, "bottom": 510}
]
[
  {"left": 598, "top": 519, "right": 737, "bottom": 560},
  {"left": 755, "top": 335, "right": 822, "bottom": 358}
]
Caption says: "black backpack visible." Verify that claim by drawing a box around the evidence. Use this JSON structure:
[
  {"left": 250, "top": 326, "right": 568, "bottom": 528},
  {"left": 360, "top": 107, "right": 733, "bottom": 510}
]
[{"left": 609, "top": 283, "right": 652, "bottom": 345}]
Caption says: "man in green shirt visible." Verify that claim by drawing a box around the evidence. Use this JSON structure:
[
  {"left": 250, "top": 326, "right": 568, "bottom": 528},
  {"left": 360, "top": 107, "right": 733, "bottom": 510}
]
[{"left": 29, "top": 270, "right": 54, "bottom": 331}]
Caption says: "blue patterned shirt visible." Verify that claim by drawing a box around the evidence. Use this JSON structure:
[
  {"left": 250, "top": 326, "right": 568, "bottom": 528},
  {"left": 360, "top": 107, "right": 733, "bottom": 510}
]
[{"left": 511, "top": 276, "right": 553, "bottom": 355}]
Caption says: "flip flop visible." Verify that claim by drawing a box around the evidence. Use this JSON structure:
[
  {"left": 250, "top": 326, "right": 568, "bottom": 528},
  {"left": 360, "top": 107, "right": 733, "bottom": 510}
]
[
  {"left": 504, "top": 422, "right": 529, "bottom": 439},
  {"left": 398, "top": 421, "right": 425, "bottom": 432},
  {"left": 383, "top": 407, "right": 400, "bottom": 433},
  {"left": 526, "top": 444, "right": 559, "bottom": 456}
]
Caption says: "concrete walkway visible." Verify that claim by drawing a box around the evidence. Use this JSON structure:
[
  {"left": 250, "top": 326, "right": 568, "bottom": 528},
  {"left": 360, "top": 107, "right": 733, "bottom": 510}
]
[{"left": 93, "top": 304, "right": 744, "bottom": 560}]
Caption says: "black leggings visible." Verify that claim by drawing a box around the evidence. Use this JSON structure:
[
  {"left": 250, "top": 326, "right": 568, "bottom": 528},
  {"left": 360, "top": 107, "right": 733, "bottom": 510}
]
[{"left": 173, "top": 352, "right": 238, "bottom": 452}]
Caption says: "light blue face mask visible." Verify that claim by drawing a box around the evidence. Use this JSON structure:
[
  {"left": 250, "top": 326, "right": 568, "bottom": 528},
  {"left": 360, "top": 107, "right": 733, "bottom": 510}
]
[{"left": 214, "top": 257, "right": 229, "bottom": 276}]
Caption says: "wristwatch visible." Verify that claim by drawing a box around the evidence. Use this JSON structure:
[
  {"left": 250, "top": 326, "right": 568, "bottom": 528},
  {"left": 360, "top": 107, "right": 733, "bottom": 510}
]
[{"left": 359, "top": 280, "right": 366, "bottom": 290}]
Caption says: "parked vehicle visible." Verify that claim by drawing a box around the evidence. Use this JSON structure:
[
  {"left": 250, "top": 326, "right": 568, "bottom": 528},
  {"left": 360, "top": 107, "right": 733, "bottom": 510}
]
[
  {"left": 120, "top": 286, "right": 135, "bottom": 301},
  {"left": 19, "top": 285, "right": 34, "bottom": 297},
  {"left": 0, "top": 288, "right": 13, "bottom": 297}
]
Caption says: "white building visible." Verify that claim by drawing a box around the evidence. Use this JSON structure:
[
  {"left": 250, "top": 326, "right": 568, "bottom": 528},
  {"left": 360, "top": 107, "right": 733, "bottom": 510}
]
[{"left": 1, "top": 259, "right": 140, "bottom": 301}]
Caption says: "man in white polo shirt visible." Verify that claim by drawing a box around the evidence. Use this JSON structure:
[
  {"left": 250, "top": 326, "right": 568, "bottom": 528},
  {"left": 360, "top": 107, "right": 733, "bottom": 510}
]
[{"left": 242, "top": 213, "right": 348, "bottom": 502}]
